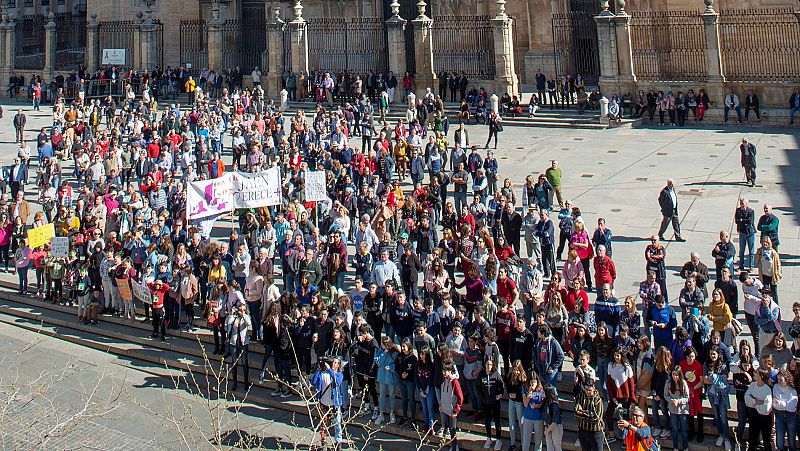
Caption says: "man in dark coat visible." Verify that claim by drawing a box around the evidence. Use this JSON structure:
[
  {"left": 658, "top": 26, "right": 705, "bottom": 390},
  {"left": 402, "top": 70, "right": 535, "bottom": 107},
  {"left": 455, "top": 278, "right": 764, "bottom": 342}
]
[
  {"left": 657, "top": 179, "right": 685, "bottom": 242},
  {"left": 740, "top": 138, "right": 757, "bottom": 186}
]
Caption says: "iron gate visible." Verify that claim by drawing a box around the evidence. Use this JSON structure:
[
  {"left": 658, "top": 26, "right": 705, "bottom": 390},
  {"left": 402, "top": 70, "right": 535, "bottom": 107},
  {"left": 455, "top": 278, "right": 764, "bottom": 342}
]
[
  {"left": 55, "top": 13, "right": 87, "bottom": 71},
  {"left": 431, "top": 15, "right": 495, "bottom": 79},
  {"left": 306, "top": 17, "right": 388, "bottom": 74},
  {"left": 16, "top": 15, "right": 46, "bottom": 70},
  {"left": 98, "top": 20, "right": 137, "bottom": 67},
  {"left": 551, "top": 12, "right": 600, "bottom": 85},
  {"left": 221, "top": 18, "right": 267, "bottom": 71},
  {"left": 179, "top": 20, "right": 208, "bottom": 71}
]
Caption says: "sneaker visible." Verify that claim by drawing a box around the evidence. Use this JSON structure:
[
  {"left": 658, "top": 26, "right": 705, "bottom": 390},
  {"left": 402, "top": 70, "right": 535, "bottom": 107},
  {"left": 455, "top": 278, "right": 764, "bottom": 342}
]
[
  {"left": 397, "top": 417, "right": 407, "bottom": 426},
  {"left": 484, "top": 440, "right": 493, "bottom": 449},
  {"left": 606, "top": 437, "right": 617, "bottom": 444},
  {"left": 389, "top": 413, "right": 396, "bottom": 424},
  {"left": 371, "top": 409, "right": 379, "bottom": 421},
  {"left": 717, "top": 437, "right": 725, "bottom": 447},
  {"left": 258, "top": 372, "right": 265, "bottom": 384},
  {"left": 725, "top": 439, "right": 732, "bottom": 450},
  {"left": 653, "top": 427, "right": 661, "bottom": 436},
  {"left": 375, "top": 414, "right": 384, "bottom": 425},
  {"left": 660, "top": 430, "right": 670, "bottom": 440},
  {"left": 271, "top": 388, "right": 282, "bottom": 396},
  {"left": 494, "top": 439, "right": 503, "bottom": 450},
  {"left": 436, "top": 427, "right": 445, "bottom": 437},
  {"left": 280, "top": 390, "right": 292, "bottom": 398}
]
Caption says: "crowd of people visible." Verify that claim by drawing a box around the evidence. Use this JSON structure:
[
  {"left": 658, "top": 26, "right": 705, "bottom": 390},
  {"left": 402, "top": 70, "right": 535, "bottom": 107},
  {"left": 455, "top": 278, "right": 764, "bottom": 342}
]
[{"left": 0, "top": 62, "right": 795, "bottom": 451}]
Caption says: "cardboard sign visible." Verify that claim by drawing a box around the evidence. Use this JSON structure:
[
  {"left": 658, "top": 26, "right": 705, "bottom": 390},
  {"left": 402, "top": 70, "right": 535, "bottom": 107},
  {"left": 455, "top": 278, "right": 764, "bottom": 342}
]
[
  {"left": 28, "top": 223, "right": 55, "bottom": 249},
  {"left": 304, "top": 171, "right": 328, "bottom": 202},
  {"left": 50, "top": 237, "right": 69, "bottom": 258}
]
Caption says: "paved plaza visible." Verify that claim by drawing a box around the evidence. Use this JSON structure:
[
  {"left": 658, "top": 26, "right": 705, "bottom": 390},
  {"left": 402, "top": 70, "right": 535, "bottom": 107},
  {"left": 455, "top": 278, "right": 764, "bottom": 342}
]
[
  {"left": 0, "top": 101, "right": 798, "bottom": 307},
  {"left": 0, "top": 100, "right": 798, "bottom": 447}
]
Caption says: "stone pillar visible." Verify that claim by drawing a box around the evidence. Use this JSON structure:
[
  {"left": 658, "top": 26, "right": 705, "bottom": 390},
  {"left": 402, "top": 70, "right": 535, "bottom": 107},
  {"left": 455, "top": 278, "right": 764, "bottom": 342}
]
[
  {"left": 139, "top": 21, "right": 159, "bottom": 71},
  {"left": 43, "top": 11, "right": 57, "bottom": 82},
  {"left": 491, "top": 0, "right": 518, "bottom": 96},
  {"left": 287, "top": 0, "right": 308, "bottom": 75},
  {"left": 594, "top": 0, "right": 618, "bottom": 94},
  {"left": 385, "top": 0, "right": 406, "bottom": 103},
  {"left": 86, "top": 13, "right": 100, "bottom": 71},
  {"left": 701, "top": 0, "right": 725, "bottom": 83},
  {"left": 3, "top": 14, "right": 16, "bottom": 80},
  {"left": 613, "top": 2, "right": 635, "bottom": 86},
  {"left": 0, "top": 13, "right": 8, "bottom": 94},
  {"left": 411, "top": 0, "right": 435, "bottom": 97},
  {"left": 599, "top": 96, "right": 609, "bottom": 123},
  {"left": 207, "top": 2, "right": 225, "bottom": 72},
  {"left": 265, "top": 4, "right": 284, "bottom": 99}
]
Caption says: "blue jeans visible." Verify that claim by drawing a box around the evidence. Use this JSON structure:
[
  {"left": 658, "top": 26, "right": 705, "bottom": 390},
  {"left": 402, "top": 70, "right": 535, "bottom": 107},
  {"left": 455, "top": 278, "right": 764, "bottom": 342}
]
[
  {"left": 398, "top": 380, "right": 416, "bottom": 419},
  {"left": 465, "top": 378, "right": 482, "bottom": 412},
  {"left": 543, "top": 371, "right": 558, "bottom": 393},
  {"left": 776, "top": 410, "right": 798, "bottom": 451},
  {"left": 739, "top": 232, "right": 755, "bottom": 268},
  {"left": 671, "top": 413, "right": 689, "bottom": 450},
  {"left": 791, "top": 106, "right": 799, "bottom": 124},
  {"left": 725, "top": 105, "right": 742, "bottom": 122},
  {"left": 710, "top": 397, "right": 730, "bottom": 441},
  {"left": 419, "top": 388, "right": 437, "bottom": 429},
  {"left": 260, "top": 344, "right": 274, "bottom": 376},
  {"left": 17, "top": 265, "right": 29, "bottom": 293},
  {"left": 508, "top": 400, "right": 524, "bottom": 445},
  {"left": 736, "top": 398, "right": 749, "bottom": 440},
  {"left": 651, "top": 397, "right": 669, "bottom": 428},
  {"left": 377, "top": 382, "right": 396, "bottom": 415},
  {"left": 595, "top": 356, "right": 610, "bottom": 400}
]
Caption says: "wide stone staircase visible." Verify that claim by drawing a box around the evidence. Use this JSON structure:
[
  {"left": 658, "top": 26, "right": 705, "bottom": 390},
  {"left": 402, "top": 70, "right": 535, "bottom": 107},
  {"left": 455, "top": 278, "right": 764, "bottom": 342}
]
[
  {"left": 0, "top": 282, "right": 737, "bottom": 450},
  {"left": 282, "top": 101, "right": 640, "bottom": 130}
]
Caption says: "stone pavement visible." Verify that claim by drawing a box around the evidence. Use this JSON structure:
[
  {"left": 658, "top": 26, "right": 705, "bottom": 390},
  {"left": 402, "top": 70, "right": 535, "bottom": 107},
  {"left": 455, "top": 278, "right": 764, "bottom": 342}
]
[
  {"left": 0, "top": 100, "right": 798, "bottom": 310},
  {"left": 0, "top": 320, "right": 396, "bottom": 450}
]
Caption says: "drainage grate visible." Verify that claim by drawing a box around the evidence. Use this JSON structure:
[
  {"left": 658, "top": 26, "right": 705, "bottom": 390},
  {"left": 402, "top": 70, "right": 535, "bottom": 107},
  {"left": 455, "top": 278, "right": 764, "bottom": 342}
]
[
  {"left": 581, "top": 174, "right": 594, "bottom": 178},
  {"left": 678, "top": 190, "right": 703, "bottom": 196},
  {"left": 636, "top": 177, "right": 648, "bottom": 181}
]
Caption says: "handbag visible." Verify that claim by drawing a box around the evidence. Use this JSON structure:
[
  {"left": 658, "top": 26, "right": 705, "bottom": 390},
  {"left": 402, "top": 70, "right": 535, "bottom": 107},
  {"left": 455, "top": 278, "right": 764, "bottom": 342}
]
[{"left": 206, "top": 300, "right": 219, "bottom": 328}]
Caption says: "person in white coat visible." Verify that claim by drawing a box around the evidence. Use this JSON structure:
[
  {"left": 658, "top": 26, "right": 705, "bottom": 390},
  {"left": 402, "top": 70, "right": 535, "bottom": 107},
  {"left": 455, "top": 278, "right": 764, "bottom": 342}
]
[{"left": 226, "top": 302, "right": 252, "bottom": 391}]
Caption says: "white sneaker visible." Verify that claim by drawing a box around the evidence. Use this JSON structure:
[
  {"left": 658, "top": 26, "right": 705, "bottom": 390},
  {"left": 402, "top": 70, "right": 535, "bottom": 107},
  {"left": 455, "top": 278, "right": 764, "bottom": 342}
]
[
  {"left": 660, "top": 429, "right": 670, "bottom": 440},
  {"left": 494, "top": 439, "right": 503, "bottom": 450},
  {"left": 389, "top": 413, "right": 396, "bottom": 424},
  {"left": 371, "top": 409, "right": 379, "bottom": 421},
  {"left": 375, "top": 414, "right": 384, "bottom": 425},
  {"left": 725, "top": 439, "right": 732, "bottom": 450},
  {"left": 653, "top": 427, "right": 661, "bottom": 437},
  {"left": 484, "top": 439, "right": 493, "bottom": 449},
  {"left": 716, "top": 436, "right": 725, "bottom": 447}
]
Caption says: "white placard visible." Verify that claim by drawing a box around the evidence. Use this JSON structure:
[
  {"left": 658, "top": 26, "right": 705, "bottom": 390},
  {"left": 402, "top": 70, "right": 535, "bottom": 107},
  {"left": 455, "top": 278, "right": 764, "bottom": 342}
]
[
  {"left": 187, "top": 168, "right": 282, "bottom": 220},
  {"left": 131, "top": 279, "right": 152, "bottom": 304},
  {"left": 50, "top": 237, "right": 69, "bottom": 258},
  {"left": 304, "top": 171, "right": 328, "bottom": 202},
  {"left": 102, "top": 49, "right": 126, "bottom": 65}
]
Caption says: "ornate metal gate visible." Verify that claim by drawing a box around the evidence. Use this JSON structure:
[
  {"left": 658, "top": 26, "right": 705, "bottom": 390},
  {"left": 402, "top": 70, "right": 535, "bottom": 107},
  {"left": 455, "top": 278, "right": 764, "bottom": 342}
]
[
  {"left": 55, "top": 13, "right": 87, "bottom": 71},
  {"left": 222, "top": 18, "right": 267, "bottom": 71},
  {"left": 431, "top": 15, "right": 495, "bottom": 79},
  {"left": 551, "top": 12, "right": 600, "bottom": 84},
  {"left": 179, "top": 20, "right": 208, "bottom": 71},
  {"left": 97, "top": 20, "right": 137, "bottom": 67},
  {"left": 306, "top": 17, "right": 388, "bottom": 74},
  {"left": 16, "top": 14, "right": 46, "bottom": 70}
]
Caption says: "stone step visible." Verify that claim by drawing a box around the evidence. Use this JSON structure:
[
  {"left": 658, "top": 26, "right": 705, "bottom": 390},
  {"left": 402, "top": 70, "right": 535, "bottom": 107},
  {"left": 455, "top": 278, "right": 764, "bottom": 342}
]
[
  {"left": 0, "top": 303, "right": 725, "bottom": 451},
  {"left": 0, "top": 287, "right": 740, "bottom": 447}
]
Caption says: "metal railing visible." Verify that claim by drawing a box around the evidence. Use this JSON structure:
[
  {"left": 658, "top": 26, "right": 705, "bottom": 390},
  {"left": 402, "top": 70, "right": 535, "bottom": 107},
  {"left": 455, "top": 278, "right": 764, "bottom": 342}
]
[
  {"left": 306, "top": 17, "right": 388, "bottom": 74},
  {"left": 551, "top": 12, "right": 600, "bottom": 85},
  {"left": 719, "top": 8, "right": 800, "bottom": 83},
  {"left": 630, "top": 10, "right": 708, "bottom": 82},
  {"left": 55, "top": 13, "right": 87, "bottom": 71},
  {"left": 179, "top": 19, "right": 208, "bottom": 71},
  {"left": 16, "top": 14, "right": 46, "bottom": 70}
]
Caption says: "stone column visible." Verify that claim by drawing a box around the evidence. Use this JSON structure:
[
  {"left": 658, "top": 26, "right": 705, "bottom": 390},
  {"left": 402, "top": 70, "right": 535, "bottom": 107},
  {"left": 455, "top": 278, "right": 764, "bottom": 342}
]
[
  {"left": 594, "top": 0, "right": 619, "bottom": 94},
  {"left": 701, "top": 0, "right": 725, "bottom": 83},
  {"left": 43, "top": 11, "right": 57, "bottom": 82},
  {"left": 86, "top": 13, "right": 100, "bottom": 71},
  {"left": 0, "top": 13, "right": 8, "bottom": 94},
  {"left": 265, "top": 4, "right": 284, "bottom": 98},
  {"left": 4, "top": 14, "right": 16, "bottom": 78},
  {"left": 207, "top": 2, "right": 225, "bottom": 72},
  {"left": 613, "top": 1, "right": 635, "bottom": 86},
  {"left": 491, "top": 0, "right": 518, "bottom": 96},
  {"left": 287, "top": 0, "right": 308, "bottom": 75},
  {"left": 411, "top": 0, "right": 435, "bottom": 97},
  {"left": 385, "top": 0, "right": 406, "bottom": 103}
]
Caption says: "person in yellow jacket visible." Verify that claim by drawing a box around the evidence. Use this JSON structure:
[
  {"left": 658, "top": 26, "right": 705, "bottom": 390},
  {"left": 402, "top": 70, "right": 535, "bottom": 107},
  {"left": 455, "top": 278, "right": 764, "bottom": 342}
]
[
  {"left": 185, "top": 76, "right": 196, "bottom": 104},
  {"left": 754, "top": 236, "right": 782, "bottom": 303}
]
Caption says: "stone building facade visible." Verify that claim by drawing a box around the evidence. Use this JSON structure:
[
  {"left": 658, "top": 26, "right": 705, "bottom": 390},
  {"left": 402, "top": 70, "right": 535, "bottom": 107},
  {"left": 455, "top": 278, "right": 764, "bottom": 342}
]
[{"left": 1, "top": 0, "right": 799, "bottom": 106}]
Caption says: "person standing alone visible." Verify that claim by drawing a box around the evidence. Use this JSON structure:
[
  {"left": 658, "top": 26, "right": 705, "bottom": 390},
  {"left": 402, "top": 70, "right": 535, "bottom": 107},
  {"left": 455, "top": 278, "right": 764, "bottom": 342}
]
[
  {"left": 740, "top": 138, "right": 757, "bottom": 186},
  {"left": 657, "top": 179, "right": 685, "bottom": 242}
]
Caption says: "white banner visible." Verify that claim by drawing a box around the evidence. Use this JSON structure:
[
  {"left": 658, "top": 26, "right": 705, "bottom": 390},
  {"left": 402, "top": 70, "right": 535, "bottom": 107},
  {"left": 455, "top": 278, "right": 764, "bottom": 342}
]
[
  {"left": 304, "top": 171, "right": 328, "bottom": 202},
  {"left": 187, "top": 168, "right": 282, "bottom": 220},
  {"left": 50, "top": 237, "right": 70, "bottom": 258},
  {"left": 131, "top": 279, "right": 152, "bottom": 304}
]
